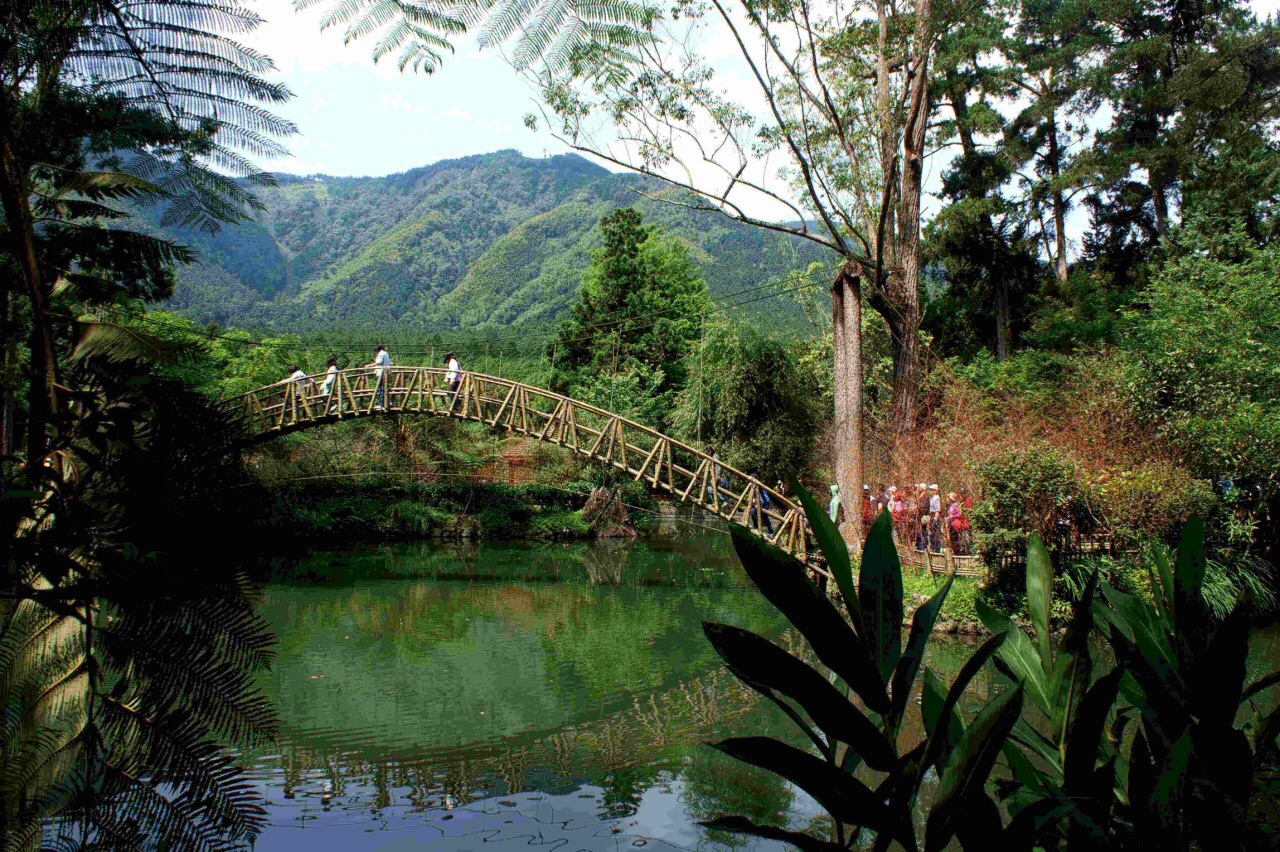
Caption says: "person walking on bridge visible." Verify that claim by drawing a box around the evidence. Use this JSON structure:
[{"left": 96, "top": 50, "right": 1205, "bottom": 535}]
[
  {"left": 828, "top": 484, "right": 844, "bottom": 525},
  {"left": 283, "top": 364, "right": 313, "bottom": 393},
  {"left": 319, "top": 357, "right": 338, "bottom": 396},
  {"left": 928, "top": 485, "right": 943, "bottom": 552},
  {"left": 365, "top": 345, "right": 391, "bottom": 409},
  {"left": 444, "top": 351, "right": 461, "bottom": 394},
  {"left": 748, "top": 473, "right": 774, "bottom": 536},
  {"left": 705, "top": 446, "right": 724, "bottom": 505}
]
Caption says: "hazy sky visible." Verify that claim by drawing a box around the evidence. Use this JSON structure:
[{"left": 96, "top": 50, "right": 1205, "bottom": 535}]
[{"left": 245, "top": 0, "right": 1280, "bottom": 227}]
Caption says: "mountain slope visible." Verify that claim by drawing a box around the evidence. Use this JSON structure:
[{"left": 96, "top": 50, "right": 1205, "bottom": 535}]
[{"left": 155, "top": 150, "right": 832, "bottom": 332}]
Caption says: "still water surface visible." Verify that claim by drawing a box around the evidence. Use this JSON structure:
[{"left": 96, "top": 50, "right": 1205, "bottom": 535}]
[{"left": 248, "top": 515, "right": 978, "bottom": 851}]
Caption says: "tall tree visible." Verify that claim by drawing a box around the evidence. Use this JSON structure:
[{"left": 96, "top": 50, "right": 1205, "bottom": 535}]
[
  {"left": 998, "top": 0, "right": 1102, "bottom": 287},
  {"left": 305, "top": 0, "right": 963, "bottom": 540},
  {"left": 551, "top": 207, "right": 708, "bottom": 426},
  {"left": 1087, "top": 0, "right": 1280, "bottom": 238}
]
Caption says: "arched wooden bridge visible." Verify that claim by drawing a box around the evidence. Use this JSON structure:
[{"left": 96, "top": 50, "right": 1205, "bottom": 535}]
[{"left": 228, "top": 367, "right": 818, "bottom": 567}]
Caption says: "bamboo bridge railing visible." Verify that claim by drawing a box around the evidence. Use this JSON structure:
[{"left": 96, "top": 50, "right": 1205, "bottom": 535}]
[{"left": 228, "top": 367, "right": 820, "bottom": 570}]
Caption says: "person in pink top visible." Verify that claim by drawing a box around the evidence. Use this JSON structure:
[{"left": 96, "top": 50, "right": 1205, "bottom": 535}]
[{"left": 947, "top": 492, "right": 970, "bottom": 554}]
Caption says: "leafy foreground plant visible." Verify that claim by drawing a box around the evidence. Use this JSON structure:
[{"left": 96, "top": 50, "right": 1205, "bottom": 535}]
[
  {"left": 701, "top": 485, "right": 1029, "bottom": 851},
  {"left": 1, "top": 358, "right": 278, "bottom": 852},
  {"left": 1094, "top": 519, "right": 1280, "bottom": 849}
]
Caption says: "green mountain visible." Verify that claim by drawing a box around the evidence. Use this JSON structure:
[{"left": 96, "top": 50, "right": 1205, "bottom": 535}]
[{"left": 154, "top": 150, "right": 832, "bottom": 332}]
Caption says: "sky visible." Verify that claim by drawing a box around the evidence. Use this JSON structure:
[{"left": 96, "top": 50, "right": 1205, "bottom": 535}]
[
  {"left": 245, "top": 0, "right": 1280, "bottom": 229},
  {"left": 243, "top": 0, "right": 566, "bottom": 178}
]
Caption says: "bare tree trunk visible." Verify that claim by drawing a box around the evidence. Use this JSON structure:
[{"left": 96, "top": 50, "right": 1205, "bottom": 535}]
[
  {"left": 1046, "top": 106, "right": 1069, "bottom": 284},
  {"left": 1, "top": 285, "right": 14, "bottom": 462},
  {"left": 1151, "top": 165, "right": 1172, "bottom": 236},
  {"left": 831, "top": 263, "right": 864, "bottom": 547},
  {"left": 883, "top": 0, "right": 933, "bottom": 434},
  {"left": 994, "top": 267, "right": 1011, "bottom": 361}
]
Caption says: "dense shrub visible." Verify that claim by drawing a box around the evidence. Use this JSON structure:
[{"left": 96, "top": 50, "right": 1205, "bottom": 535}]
[
  {"left": 969, "top": 443, "right": 1089, "bottom": 552},
  {"left": 1085, "top": 462, "right": 1216, "bottom": 546}
]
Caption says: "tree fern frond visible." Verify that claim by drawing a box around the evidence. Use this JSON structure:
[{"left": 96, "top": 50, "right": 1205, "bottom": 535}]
[{"left": 72, "top": 322, "right": 202, "bottom": 365}]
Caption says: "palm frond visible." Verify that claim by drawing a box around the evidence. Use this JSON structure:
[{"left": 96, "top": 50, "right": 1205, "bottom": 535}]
[
  {"left": 300, "top": 0, "right": 652, "bottom": 77},
  {"left": 72, "top": 321, "right": 202, "bottom": 364}
]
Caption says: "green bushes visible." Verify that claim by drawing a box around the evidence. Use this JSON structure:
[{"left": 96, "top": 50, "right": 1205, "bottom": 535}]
[
  {"left": 271, "top": 482, "right": 597, "bottom": 541},
  {"left": 528, "top": 508, "right": 591, "bottom": 539},
  {"left": 970, "top": 442, "right": 1086, "bottom": 552}
]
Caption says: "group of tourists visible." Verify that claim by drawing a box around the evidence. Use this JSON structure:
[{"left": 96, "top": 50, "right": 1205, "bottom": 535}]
[
  {"left": 827, "top": 481, "right": 974, "bottom": 554},
  {"left": 280, "top": 347, "right": 464, "bottom": 410}
]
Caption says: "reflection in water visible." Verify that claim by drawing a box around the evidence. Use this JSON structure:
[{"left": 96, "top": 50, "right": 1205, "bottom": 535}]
[
  {"left": 582, "top": 539, "right": 630, "bottom": 585},
  {"left": 250, "top": 517, "right": 982, "bottom": 851}
]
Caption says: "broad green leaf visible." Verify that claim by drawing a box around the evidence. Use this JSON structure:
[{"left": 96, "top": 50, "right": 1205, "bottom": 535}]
[
  {"left": 1149, "top": 729, "right": 1193, "bottom": 820},
  {"left": 1252, "top": 695, "right": 1280, "bottom": 768},
  {"left": 1002, "top": 741, "right": 1048, "bottom": 797},
  {"left": 728, "top": 526, "right": 890, "bottom": 713},
  {"left": 859, "top": 509, "right": 903, "bottom": 681},
  {"left": 1173, "top": 517, "right": 1206, "bottom": 639},
  {"left": 1105, "top": 626, "right": 1188, "bottom": 740},
  {"left": 791, "top": 478, "right": 858, "bottom": 623},
  {"left": 1151, "top": 546, "right": 1174, "bottom": 622},
  {"left": 1196, "top": 614, "right": 1249, "bottom": 729},
  {"left": 921, "top": 632, "right": 1007, "bottom": 773},
  {"left": 891, "top": 572, "right": 953, "bottom": 731},
  {"left": 977, "top": 598, "right": 1052, "bottom": 712},
  {"left": 1063, "top": 668, "right": 1123, "bottom": 799},
  {"left": 710, "top": 737, "right": 890, "bottom": 832},
  {"left": 974, "top": 596, "right": 1013, "bottom": 634},
  {"left": 925, "top": 685, "right": 1025, "bottom": 852},
  {"left": 1025, "top": 533, "right": 1053, "bottom": 673},
  {"left": 922, "top": 667, "right": 963, "bottom": 760},
  {"left": 1243, "top": 670, "right": 1280, "bottom": 702},
  {"left": 1002, "top": 798, "right": 1076, "bottom": 850},
  {"left": 702, "top": 622, "right": 896, "bottom": 771},
  {"left": 1099, "top": 585, "right": 1175, "bottom": 663},
  {"left": 1010, "top": 717, "right": 1062, "bottom": 773}
]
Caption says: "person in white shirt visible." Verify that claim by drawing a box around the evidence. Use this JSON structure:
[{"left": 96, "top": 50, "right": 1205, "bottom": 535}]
[
  {"left": 281, "top": 364, "right": 310, "bottom": 388},
  {"left": 319, "top": 357, "right": 339, "bottom": 396},
  {"left": 928, "top": 484, "right": 942, "bottom": 551},
  {"left": 365, "top": 345, "right": 391, "bottom": 409},
  {"left": 443, "top": 351, "right": 461, "bottom": 393}
]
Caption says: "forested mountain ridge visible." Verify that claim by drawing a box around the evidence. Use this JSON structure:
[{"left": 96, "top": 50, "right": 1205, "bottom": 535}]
[{"left": 152, "top": 150, "right": 830, "bottom": 331}]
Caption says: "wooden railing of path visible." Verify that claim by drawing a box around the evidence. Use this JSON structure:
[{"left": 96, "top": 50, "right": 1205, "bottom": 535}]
[{"left": 228, "top": 367, "right": 824, "bottom": 572}]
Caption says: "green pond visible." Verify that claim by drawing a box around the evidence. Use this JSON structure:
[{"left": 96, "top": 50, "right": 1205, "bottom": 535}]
[{"left": 246, "top": 514, "right": 994, "bottom": 851}]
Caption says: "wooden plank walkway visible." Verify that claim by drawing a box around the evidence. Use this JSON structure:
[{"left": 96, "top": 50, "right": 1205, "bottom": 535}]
[{"left": 228, "top": 367, "right": 822, "bottom": 570}]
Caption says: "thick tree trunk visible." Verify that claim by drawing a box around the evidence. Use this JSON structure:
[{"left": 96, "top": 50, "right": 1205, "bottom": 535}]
[
  {"left": 1151, "top": 166, "right": 1171, "bottom": 235},
  {"left": 994, "top": 267, "right": 1011, "bottom": 361},
  {"left": 1046, "top": 107, "right": 1069, "bottom": 284},
  {"left": 0, "top": 137, "right": 55, "bottom": 487},
  {"left": 1, "top": 285, "right": 14, "bottom": 462},
  {"left": 883, "top": 0, "right": 932, "bottom": 434},
  {"left": 831, "top": 263, "right": 864, "bottom": 547}
]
